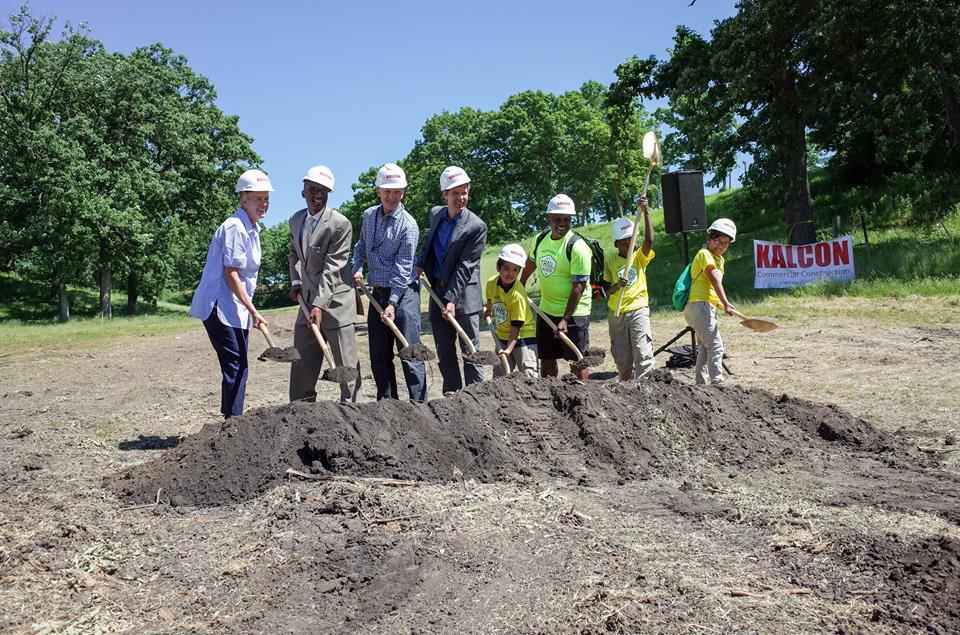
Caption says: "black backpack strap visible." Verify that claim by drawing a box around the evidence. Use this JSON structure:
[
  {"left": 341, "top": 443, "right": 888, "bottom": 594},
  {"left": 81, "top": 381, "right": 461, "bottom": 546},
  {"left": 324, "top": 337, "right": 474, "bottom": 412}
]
[
  {"left": 533, "top": 229, "right": 549, "bottom": 260},
  {"left": 566, "top": 232, "right": 582, "bottom": 261},
  {"left": 536, "top": 230, "right": 582, "bottom": 262}
]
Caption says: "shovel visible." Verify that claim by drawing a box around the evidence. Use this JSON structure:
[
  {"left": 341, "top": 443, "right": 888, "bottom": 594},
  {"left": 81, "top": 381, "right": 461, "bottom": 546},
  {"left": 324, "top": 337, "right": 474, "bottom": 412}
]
[
  {"left": 296, "top": 296, "right": 359, "bottom": 384},
  {"left": 615, "top": 130, "right": 663, "bottom": 317},
  {"left": 729, "top": 308, "right": 778, "bottom": 332},
  {"left": 486, "top": 319, "right": 513, "bottom": 374},
  {"left": 255, "top": 323, "right": 300, "bottom": 363},
  {"left": 420, "top": 275, "right": 501, "bottom": 366},
  {"left": 525, "top": 298, "right": 605, "bottom": 371},
  {"left": 355, "top": 283, "right": 435, "bottom": 361}
]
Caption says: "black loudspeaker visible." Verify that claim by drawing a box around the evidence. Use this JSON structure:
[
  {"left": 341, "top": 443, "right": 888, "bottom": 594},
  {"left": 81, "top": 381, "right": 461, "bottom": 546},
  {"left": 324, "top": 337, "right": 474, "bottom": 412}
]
[{"left": 661, "top": 170, "right": 707, "bottom": 234}]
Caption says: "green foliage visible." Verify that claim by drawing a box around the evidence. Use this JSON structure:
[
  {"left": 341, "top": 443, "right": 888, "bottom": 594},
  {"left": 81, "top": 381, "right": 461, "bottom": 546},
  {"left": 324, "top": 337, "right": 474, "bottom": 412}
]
[
  {"left": 340, "top": 82, "right": 661, "bottom": 245},
  {"left": 257, "top": 222, "right": 294, "bottom": 308},
  {"left": 0, "top": 5, "right": 260, "bottom": 320},
  {"left": 641, "top": 0, "right": 960, "bottom": 246},
  {"left": 481, "top": 187, "right": 960, "bottom": 318}
]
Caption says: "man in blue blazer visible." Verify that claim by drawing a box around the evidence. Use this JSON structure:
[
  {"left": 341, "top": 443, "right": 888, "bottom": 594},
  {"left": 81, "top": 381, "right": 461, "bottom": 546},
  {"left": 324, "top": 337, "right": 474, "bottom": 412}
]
[{"left": 416, "top": 166, "right": 488, "bottom": 394}]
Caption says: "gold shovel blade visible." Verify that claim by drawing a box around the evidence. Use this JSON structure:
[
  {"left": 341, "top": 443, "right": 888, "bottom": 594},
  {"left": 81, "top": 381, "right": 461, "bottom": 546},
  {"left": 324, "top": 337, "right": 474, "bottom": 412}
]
[{"left": 739, "top": 318, "right": 777, "bottom": 332}]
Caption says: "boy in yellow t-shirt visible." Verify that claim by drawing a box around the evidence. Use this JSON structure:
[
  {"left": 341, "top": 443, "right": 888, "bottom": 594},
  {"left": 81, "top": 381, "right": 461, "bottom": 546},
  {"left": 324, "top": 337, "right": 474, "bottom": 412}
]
[
  {"left": 683, "top": 218, "right": 737, "bottom": 385},
  {"left": 604, "top": 197, "right": 655, "bottom": 380},
  {"left": 484, "top": 244, "right": 538, "bottom": 377}
]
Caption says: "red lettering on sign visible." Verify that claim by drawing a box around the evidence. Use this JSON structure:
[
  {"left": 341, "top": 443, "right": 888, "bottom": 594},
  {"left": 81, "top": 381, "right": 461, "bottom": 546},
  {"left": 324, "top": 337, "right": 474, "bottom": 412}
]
[
  {"left": 797, "top": 244, "right": 813, "bottom": 268},
  {"left": 832, "top": 240, "right": 850, "bottom": 265},
  {"left": 815, "top": 243, "right": 830, "bottom": 266},
  {"left": 771, "top": 245, "right": 787, "bottom": 268},
  {"left": 785, "top": 245, "right": 797, "bottom": 268},
  {"left": 756, "top": 243, "right": 772, "bottom": 268}
]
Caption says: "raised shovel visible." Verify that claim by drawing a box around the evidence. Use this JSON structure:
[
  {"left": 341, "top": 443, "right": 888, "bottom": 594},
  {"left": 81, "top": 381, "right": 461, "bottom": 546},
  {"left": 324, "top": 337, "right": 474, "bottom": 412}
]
[
  {"left": 729, "top": 308, "right": 778, "bottom": 333},
  {"left": 355, "top": 283, "right": 435, "bottom": 361},
  {"left": 296, "top": 296, "right": 359, "bottom": 384},
  {"left": 255, "top": 323, "right": 300, "bottom": 363},
  {"left": 615, "top": 130, "right": 663, "bottom": 317},
  {"left": 525, "top": 297, "right": 606, "bottom": 371},
  {"left": 419, "top": 274, "right": 501, "bottom": 366}
]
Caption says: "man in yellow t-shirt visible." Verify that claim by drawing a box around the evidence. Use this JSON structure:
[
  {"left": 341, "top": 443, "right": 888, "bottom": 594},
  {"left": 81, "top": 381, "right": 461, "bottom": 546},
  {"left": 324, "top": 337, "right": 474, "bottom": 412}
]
[
  {"left": 603, "top": 197, "right": 655, "bottom": 380},
  {"left": 520, "top": 194, "right": 592, "bottom": 380},
  {"left": 684, "top": 218, "right": 737, "bottom": 385},
  {"left": 484, "top": 244, "right": 538, "bottom": 377}
]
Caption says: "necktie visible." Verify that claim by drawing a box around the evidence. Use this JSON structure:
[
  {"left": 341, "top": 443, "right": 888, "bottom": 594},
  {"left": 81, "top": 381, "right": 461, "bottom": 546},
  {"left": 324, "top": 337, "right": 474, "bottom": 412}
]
[{"left": 302, "top": 214, "right": 318, "bottom": 255}]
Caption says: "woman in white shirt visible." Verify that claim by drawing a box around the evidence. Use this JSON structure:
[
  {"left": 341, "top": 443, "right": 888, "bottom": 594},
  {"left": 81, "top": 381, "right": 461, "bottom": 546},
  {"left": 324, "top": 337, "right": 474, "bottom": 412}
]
[{"left": 188, "top": 169, "right": 272, "bottom": 418}]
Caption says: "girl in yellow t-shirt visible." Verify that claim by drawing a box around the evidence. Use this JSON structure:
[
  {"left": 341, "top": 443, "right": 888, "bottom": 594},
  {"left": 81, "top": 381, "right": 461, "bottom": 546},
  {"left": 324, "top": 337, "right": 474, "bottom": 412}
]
[
  {"left": 684, "top": 218, "right": 737, "bottom": 385},
  {"left": 604, "top": 197, "right": 655, "bottom": 380},
  {"left": 483, "top": 244, "right": 538, "bottom": 377}
]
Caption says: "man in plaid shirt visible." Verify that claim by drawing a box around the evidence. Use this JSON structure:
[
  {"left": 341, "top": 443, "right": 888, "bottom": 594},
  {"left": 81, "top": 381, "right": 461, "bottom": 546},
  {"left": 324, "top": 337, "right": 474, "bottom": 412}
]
[{"left": 352, "top": 163, "right": 427, "bottom": 402}]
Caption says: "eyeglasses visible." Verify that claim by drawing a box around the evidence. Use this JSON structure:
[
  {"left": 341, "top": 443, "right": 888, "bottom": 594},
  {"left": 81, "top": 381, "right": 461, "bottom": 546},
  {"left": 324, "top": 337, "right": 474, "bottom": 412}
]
[{"left": 710, "top": 237, "right": 731, "bottom": 248}]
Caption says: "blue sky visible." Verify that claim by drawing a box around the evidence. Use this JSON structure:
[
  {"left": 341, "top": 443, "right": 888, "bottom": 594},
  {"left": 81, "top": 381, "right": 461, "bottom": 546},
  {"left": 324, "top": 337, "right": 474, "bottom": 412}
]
[{"left": 9, "top": 0, "right": 739, "bottom": 226}]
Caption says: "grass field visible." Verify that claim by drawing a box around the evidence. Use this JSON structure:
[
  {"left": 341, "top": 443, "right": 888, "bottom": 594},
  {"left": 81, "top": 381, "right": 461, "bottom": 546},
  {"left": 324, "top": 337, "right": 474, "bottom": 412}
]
[
  {"left": 480, "top": 188, "right": 960, "bottom": 310},
  {"left": 3, "top": 187, "right": 958, "bottom": 350}
]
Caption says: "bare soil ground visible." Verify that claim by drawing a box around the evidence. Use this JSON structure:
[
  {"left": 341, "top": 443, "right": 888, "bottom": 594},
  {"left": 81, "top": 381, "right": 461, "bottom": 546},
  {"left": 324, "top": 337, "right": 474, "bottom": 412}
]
[{"left": 2, "top": 296, "right": 959, "bottom": 634}]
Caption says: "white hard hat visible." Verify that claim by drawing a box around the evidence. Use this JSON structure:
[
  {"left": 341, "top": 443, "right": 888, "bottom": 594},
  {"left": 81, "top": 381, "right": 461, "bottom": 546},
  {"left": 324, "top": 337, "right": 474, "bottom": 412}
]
[
  {"left": 235, "top": 169, "right": 274, "bottom": 193},
  {"left": 546, "top": 194, "right": 576, "bottom": 216},
  {"left": 302, "top": 165, "right": 335, "bottom": 192},
  {"left": 498, "top": 243, "right": 527, "bottom": 268},
  {"left": 440, "top": 166, "right": 471, "bottom": 191},
  {"left": 708, "top": 218, "right": 737, "bottom": 242},
  {"left": 611, "top": 218, "right": 634, "bottom": 241},
  {"left": 375, "top": 163, "right": 407, "bottom": 189}
]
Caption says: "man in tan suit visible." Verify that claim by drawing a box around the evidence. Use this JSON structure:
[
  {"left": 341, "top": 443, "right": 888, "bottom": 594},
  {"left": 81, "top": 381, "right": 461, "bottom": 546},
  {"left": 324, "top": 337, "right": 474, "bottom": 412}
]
[{"left": 288, "top": 165, "right": 360, "bottom": 402}]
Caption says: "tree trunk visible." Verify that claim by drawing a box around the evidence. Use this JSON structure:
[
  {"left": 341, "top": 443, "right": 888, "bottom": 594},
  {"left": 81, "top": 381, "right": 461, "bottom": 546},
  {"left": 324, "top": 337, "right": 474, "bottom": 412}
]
[
  {"left": 126, "top": 272, "right": 139, "bottom": 315},
  {"left": 99, "top": 239, "right": 112, "bottom": 318},
  {"left": 785, "top": 113, "right": 817, "bottom": 245},
  {"left": 611, "top": 180, "right": 624, "bottom": 218},
  {"left": 57, "top": 286, "right": 70, "bottom": 322},
  {"left": 944, "top": 86, "right": 960, "bottom": 169},
  {"left": 99, "top": 270, "right": 112, "bottom": 319}
]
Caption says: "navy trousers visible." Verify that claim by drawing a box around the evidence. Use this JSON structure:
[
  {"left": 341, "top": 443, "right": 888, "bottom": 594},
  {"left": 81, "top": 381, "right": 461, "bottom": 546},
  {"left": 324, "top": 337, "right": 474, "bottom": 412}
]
[
  {"left": 428, "top": 300, "right": 483, "bottom": 393},
  {"left": 203, "top": 309, "right": 249, "bottom": 417},
  {"left": 367, "top": 284, "right": 427, "bottom": 402}
]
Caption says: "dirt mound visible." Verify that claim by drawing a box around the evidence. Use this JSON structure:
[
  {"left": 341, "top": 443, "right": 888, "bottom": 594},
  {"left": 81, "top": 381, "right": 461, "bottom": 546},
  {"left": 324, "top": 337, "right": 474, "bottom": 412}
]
[
  {"left": 105, "top": 371, "right": 903, "bottom": 507},
  {"left": 836, "top": 534, "right": 960, "bottom": 633}
]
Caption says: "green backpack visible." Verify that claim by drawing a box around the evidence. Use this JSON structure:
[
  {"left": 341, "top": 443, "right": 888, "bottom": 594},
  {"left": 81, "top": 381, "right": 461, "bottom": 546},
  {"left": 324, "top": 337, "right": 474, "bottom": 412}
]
[{"left": 671, "top": 264, "right": 703, "bottom": 311}]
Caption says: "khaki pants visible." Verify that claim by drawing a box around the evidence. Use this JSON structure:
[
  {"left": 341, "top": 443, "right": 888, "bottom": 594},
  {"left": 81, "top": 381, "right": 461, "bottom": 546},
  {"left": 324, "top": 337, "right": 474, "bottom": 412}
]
[
  {"left": 683, "top": 301, "right": 724, "bottom": 385},
  {"left": 607, "top": 307, "right": 654, "bottom": 380},
  {"left": 290, "top": 322, "right": 360, "bottom": 402},
  {"left": 492, "top": 341, "right": 538, "bottom": 378}
]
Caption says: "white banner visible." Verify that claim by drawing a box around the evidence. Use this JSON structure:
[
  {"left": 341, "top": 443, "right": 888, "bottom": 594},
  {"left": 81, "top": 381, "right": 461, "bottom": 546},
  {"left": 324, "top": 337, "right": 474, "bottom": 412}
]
[{"left": 753, "top": 236, "right": 855, "bottom": 288}]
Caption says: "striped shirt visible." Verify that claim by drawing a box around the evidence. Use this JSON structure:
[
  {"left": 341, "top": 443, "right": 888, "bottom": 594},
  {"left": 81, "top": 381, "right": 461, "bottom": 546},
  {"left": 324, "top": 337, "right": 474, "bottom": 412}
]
[{"left": 352, "top": 202, "right": 420, "bottom": 305}]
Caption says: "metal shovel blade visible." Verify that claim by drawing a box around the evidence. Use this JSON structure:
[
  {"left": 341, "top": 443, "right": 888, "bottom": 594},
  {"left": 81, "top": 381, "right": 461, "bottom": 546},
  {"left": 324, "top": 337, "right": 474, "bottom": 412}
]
[
  {"left": 398, "top": 343, "right": 436, "bottom": 362},
  {"left": 730, "top": 309, "right": 777, "bottom": 332},
  {"left": 321, "top": 365, "right": 359, "bottom": 383},
  {"left": 463, "top": 350, "right": 503, "bottom": 366},
  {"left": 258, "top": 347, "right": 301, "bottom": 363},
  {"left": 642, "top": 131, "right": 663, "bottom": 166},
  {"left": 739, "top": 318, "right": 777, "bottom": 332}
]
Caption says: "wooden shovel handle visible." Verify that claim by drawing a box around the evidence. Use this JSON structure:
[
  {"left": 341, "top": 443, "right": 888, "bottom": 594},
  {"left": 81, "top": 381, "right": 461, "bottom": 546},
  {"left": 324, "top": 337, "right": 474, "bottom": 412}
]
[
  {"left": 256, "top": 322, "right": 278, "bottom": 348},
  {"left": 420, "top": 275, "right": 477, "bottom": 355},
  {"left": 615, "top": 161, "right": 655, "bottom": 318},
  {"left": 297, "top": 296, "right": 335, "bottom": 360},
  {"left": 487, "top": 320, "right": 513, "bottom": 374},
  {"left": 525, "top": 298, "right": 584, "bottom": 361},
  {"left": 355, "top": 283, "right": 410, "bottom": 349}
]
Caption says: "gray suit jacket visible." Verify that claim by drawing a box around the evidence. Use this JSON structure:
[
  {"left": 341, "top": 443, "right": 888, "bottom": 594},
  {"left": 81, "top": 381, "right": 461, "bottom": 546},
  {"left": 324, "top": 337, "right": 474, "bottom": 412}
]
[
  {"left": 416, "top": 206, "right": 487, "bottom": 315},
  {"left": 288, "top": 206, "right": 354, "bottom": 328}
]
